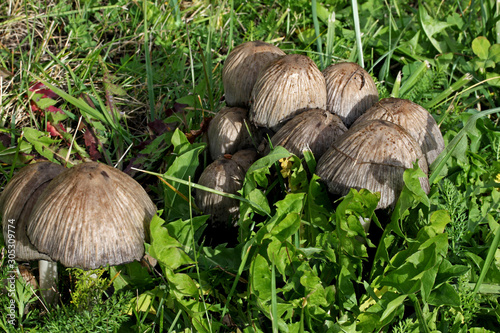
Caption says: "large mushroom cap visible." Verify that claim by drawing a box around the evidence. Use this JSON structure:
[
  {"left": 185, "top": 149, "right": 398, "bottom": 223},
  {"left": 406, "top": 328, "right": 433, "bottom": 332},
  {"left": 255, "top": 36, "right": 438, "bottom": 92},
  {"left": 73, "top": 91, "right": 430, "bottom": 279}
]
[
  {"left": 261, "top": 108, "right": 347, "bottom": 158},
  {"left": 352, "top": 98, "right": 445, "bottom": 165},
  {"left": 207, "top": 107, "right": 259, "bottom": 160},
  {"left": 222, "top": 41, "right": 285, "bottom": 107},
  {"left": 316, "top": 119, "right": 429, "bottom": 209},
  {"left": 27, "top": 162, "right": 157, "bottom": 270},
  {"left": 0, "top": 161, "right": 65, "bottom": 261},
  {"left": 250, "top": 54, "right": 327, "bottom": 130},
  {"left": 323, "top": 62, "right": 379, "bottom": 127}
]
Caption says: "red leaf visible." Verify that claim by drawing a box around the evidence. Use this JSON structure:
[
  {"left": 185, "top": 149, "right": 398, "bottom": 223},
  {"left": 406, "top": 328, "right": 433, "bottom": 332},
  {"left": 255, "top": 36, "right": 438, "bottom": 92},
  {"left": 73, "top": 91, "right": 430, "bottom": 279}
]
[
  {"left": 29, "top": 82, "right": 59, "bottom": 99},
  {"left": 46, "top": 122, "right": 65, "bottom": 138},
  {"left": 83, "top": 127, "right": 102, "bottom": 161},
  {"left": 46, "top": 105, "right": 65, "bottom": 114}
]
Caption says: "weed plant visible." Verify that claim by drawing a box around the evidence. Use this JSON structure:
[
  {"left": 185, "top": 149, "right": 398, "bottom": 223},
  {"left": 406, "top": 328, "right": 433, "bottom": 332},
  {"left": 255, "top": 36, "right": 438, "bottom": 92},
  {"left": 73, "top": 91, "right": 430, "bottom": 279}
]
[{"left": 0, "top": 0, "right": 499, "bottom": 332}]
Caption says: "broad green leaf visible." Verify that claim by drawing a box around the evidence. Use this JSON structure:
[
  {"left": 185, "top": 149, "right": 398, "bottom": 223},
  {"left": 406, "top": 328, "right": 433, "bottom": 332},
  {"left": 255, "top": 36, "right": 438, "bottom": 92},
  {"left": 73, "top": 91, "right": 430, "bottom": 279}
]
[
  {"left": 270, "top": 212, "right": 301, "bottom": 242},
  {"left": 165, "top": 215, "right": 209, "bottom": 247},
  {"left": 23, "top": 127, "right": 60, "bottom": 162},
  {"left": 251, "top": 254, "right": 272, "bottom": 301},
  {"left": 275, "top": 192, "right": 305, "bottom": 216},
  {"left": 418, "top": 2, "right": 453, "bottom": 53},
  {"left": 427, "top": 283, "right": 460, "bottom": 307},
  {"left": 472, "top": 36, "right": 491, "bottom": 60},
  {"left": 490, "top": 44, "right": 500, "bottom": 62},
  {"left": 429, "top": 210, "right": 451, "bottom": 234},
  {"left": 164, "top": 131, "right": 205, "bottom": 221},
  {"left": 380, "top": 294, "right": 407, "bottom": 322},
  {"left": 166, "top": 269, "right": 198, "bottom": 297}
]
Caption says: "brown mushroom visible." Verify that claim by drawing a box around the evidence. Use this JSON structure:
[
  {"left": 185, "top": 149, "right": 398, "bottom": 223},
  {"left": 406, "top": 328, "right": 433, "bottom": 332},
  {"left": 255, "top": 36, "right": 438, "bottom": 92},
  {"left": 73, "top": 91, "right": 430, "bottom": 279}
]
[
  {"left": 222, "top": 41, "right": 285, "bottom": 107},
  {"left": 250, "top": 54, "right": 327, "bottom": 130},
  {"left": 323, "top": 62, "right": 379, "bottom": 127},
  {"left": 0, "top": 161, "right": 65, "bottom": 303},
  {"left": 260, "top": 108, "right": 347, "bottom": 159},
  {"left": 351, "top": 98, "right": 445, "bottom": 165},
  {"left": 195, "top": 149, "right": 257, "bottom": 227},
  {"left": 207, "top": 107, "right": 259, "bottom": 160},
  {"left": 27, "top": 162, "right": 157, "bottom": 270},
  {"left": 316, "top": 119, "right": 429, "bottom": 210}
]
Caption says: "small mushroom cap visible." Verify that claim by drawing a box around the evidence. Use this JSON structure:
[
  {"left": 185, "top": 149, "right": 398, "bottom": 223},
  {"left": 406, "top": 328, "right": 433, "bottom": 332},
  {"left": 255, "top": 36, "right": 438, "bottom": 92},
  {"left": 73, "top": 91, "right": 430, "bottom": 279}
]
[
  {"left": 0, "top": 162, "right": 65, "bottom": 261},
  {"left": 250, "top": 54, "right": 327, "bottom": 130},
  {"left": 352, "top": 98, "right": 445, "bottom": 165},
  {"left": 261, "top": 108, "right": 347, "bottom": 158},
  {"left": 316, "top": 119, "right": 429, "bottom": 209},
  {"left": 222, "top": 41, "right": 285, "bottom": 107},
  {"left": 207, "top": 107, "right": 259, "bottom": 160},
  {"left": 323, "top": 62, "right": 379, "bottom": 127},
  {"left": 27, "top": 162, "right": 157, "bottom": 270},
  {"left": 195, "top": 157, "right": 246, "bottom": 226},
  {"left": 231, "top": 149, "right": 258, "bottom": 172}
]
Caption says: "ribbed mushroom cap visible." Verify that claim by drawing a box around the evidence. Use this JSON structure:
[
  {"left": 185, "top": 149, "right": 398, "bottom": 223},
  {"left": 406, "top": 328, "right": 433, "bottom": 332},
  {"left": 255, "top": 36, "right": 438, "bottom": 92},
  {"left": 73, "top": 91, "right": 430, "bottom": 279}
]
[
  {"left": 196, "top": 157, "right": 247, "bottom": 226},
  {"left": 316, "top": 119, "right": 429, "bottom": 209},
  {"left": 262, "top": 108, "right": 347, "bottom": 158},
  {"left": 0, "top": 162, "right": 65, "bottom": 261},
  {"left": 250, "top": 54, "right": 327, "bottom": 130},
  {"left": 207, "top": 107, "right": 259, "bottom": 160},
  {"left": 323, "top": 62, "right": 379, "bottom": 127},
  {"left": 27, "top": 162, "right": 157, "bottom": 270},
  {"left": 351, "top": 98, "right": 445, "bottom": 165},
  {"left": 222, "top": 41, "right": 285, "bottom": 107}
]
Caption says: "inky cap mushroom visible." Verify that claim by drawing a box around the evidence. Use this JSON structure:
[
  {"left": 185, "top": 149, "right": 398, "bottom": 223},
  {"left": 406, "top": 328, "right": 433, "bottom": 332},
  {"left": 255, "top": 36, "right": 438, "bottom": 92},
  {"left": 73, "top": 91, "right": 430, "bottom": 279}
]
[
  {"left": 27, "top": 162, "right": 157, "bottom": 270},
  {"left": 323, "top": 62, "right": 379, "bottom": 127},
  {"left": 0, "top": 161, "right": 65, "bottom": 261},
  {"left": 207, "top": 107, "right": 259, "bottom": 160},
  {"left": 250, "top": 54, "right": 327, "bottom": 130},
  {"left": 316, "top": 119, "right": 430, "bottom": 209},
  {"left": 261, "top": 108, "right": 347, "bottom": 158},
  {"left": 222, "top": 41, "right": 285, "bottom": 107},
  {"left": 351, "top": 97, "right": 445, "bottom": 165}
]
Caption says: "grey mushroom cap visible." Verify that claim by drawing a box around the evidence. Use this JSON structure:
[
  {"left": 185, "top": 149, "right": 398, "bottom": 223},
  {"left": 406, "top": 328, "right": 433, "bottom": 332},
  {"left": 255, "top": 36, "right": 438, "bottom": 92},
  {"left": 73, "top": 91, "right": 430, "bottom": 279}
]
[
  {"left": 222, "top": 41, "right": 285, "bottom": 107},
  {"left": 0, "top": 161, "right": 65, "bottom": 261},
  {"left": 231, "top": 149, "right": 258, "bottom": 172},
  {"left": 27, "top": 162, "right": 157, "bottom": 270},
  {"left": 207, "top": 107, "right": 259, "bottom": 160},
  {"left": 316, "top": 119, "right": 430, "bottom": 210},
  {"left": 261, "top": 108, "right": 347, "bottom": 158},
  {"left": 351, "top": 98, "right": 445, "bottom": 165},
  {"left": 196, "top": 154, "right": 254, "bottom": 226},
  {"left": 250, "top": 54, "right": 327, "bottom": 130},
  {"left": 323, "top": 62, "right": 379, "bottom": 127}
]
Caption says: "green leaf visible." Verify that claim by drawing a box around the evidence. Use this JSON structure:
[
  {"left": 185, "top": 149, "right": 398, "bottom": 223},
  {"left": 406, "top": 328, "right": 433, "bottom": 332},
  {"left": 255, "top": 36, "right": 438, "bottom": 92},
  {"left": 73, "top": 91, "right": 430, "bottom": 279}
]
[
  {"left": 472, "top": 36, "right": 491, "bottom": 60},
  {"left": 23, "top": 127, "right": 60, "bottom": 162},
  {"left": 380, "top": 294, "right": 407, "bottom": 322},
  {"left": 164, "top": 130, "right": 205, "bottom": 221},
  {"left": 418, "top": 2, "right": 453, "bottom": 53},
  {"left": 489, "top": 44, "right": 500, "bottom": 63},
  {"left": 427, "top": 283, "right": 461, "bottom": 307},
  {"left": 251, "top": 254, "right": 272, "bottom": 301},
  {"left": 429, "top": 210, "right": 450, "bottom": 234},
  {"left": 166, "top": 269, "right": 198, "bottom": 297},
  {"left": 270, "top": 212, "right": 301, "bottom": 242}
]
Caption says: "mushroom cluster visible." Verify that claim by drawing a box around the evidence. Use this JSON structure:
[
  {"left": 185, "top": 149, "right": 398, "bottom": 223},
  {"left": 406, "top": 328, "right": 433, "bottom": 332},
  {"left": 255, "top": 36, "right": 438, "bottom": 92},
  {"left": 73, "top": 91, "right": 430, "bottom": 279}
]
[
  {"left": 1, "top": 161, "right": 156, "bottom": 302},
  {"left": 202, "top": 40, "right": 445, "bottom": 223}
]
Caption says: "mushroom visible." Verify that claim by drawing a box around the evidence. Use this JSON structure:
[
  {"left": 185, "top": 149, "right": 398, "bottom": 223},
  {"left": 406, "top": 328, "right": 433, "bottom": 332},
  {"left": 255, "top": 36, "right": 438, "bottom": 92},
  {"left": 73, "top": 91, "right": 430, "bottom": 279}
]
[
  {"left": 0, "top": 161, "right": 65, "bottom": 303},
  {"left": 207, "top": 106, "right": 260, "bottom": 160},
  {"left": 323, "top": 62, "right": 379, "bottom": 127},
  {"left": 27, "top": 162, "right": 157, "bottom": 270},
  {"left": 196, "top": 149, "right": 257, "bottom": 227},
  {"left": 316, "top": 119, "right": 430, "bottom": 210},
  {"left": 260, "top": 108, "right": 347, "bottom": 159},
  {"left": 351, "top": 98, "right": 445, "bottom": 165},
  {"left": 250, "top": 54, "right": 327, "bottom": 131},
  {"left": 222, "top": 41, "right": 285, "bottom": 107}
]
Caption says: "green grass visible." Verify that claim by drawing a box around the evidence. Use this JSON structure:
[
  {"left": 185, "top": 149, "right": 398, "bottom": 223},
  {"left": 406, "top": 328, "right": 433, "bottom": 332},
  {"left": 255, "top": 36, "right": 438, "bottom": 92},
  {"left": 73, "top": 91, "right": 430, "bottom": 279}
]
[{"left": 1, "top": 0, "right": 500, "bottom": 332}]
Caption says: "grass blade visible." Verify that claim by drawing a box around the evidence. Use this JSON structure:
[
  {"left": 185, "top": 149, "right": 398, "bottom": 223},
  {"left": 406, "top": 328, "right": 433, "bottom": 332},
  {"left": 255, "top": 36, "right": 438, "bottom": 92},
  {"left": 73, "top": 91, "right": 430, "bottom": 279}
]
[{"left": 351, "top": 0, "right": 364, "bottom": 67}]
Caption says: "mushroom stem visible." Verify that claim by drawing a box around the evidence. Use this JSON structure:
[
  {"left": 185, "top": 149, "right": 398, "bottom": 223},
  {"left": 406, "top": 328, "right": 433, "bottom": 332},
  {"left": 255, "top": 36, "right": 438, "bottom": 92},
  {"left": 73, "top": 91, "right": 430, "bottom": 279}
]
[{"left": 38, "top": 260, "right": 58, "bottom": 304}]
